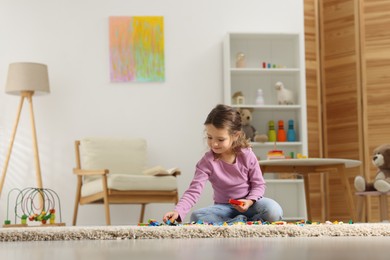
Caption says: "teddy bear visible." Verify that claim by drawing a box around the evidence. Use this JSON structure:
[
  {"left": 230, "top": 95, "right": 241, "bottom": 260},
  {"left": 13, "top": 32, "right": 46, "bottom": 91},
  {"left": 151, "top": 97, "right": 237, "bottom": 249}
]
[
  {"left": 238, "top": 108, "right": 268, "bottom": 143},
  {"left": 354, "top": 144, "right": 390, "bottom": 193}
]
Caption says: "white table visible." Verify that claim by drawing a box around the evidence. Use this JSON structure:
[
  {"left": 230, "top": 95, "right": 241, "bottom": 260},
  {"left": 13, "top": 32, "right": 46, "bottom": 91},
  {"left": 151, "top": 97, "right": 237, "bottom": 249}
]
[{"left": 259, "top": 158, "right": 361, "bottom": 222}]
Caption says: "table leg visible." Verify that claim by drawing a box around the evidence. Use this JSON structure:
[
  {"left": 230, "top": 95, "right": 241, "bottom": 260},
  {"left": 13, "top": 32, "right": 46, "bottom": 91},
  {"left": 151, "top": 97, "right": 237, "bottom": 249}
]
[
  {"left": 320, "top": 173, "right": 327, "bottom": 222},
  {"left": 302, "top": 174, "right": 312, "bottom": 221},
  {"left": 338, "top": 166, "right": 357, "bottom": 221}
]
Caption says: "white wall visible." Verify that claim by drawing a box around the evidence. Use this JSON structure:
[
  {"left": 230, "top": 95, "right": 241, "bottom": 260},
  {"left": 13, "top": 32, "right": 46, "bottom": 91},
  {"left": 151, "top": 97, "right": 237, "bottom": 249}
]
[{"left": 0, "top": 0, "right": 304, "bottom": 225}]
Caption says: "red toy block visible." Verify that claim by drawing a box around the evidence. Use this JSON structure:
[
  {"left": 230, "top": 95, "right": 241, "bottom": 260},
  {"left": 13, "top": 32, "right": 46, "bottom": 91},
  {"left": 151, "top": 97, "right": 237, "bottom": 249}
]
[{"left": 229, "top": 199, "right": 244, "bottom": 206}]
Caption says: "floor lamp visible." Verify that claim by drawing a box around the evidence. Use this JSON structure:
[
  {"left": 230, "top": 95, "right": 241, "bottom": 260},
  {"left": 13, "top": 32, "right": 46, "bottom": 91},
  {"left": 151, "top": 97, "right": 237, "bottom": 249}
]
[{"left": 0, "top": 62, "right": 50, "bottom": 199}]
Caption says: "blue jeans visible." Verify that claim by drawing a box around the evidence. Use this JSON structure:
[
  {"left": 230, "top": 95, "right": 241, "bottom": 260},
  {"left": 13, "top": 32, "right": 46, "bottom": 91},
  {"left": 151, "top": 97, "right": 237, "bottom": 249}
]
[{"left": 190, "top": 197, "right": 283, "bottom": 224}]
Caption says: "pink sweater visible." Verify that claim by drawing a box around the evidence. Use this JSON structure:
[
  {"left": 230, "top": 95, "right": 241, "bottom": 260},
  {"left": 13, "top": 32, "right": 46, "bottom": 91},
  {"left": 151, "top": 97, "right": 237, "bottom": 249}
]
[{"left": 174, "top": 148, "right": 266, "bottom": 221}]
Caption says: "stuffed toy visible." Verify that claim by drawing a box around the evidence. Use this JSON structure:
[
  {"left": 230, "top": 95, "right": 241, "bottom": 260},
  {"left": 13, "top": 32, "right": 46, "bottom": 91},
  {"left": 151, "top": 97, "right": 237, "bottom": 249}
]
[
  {"left": 238, "top": 108, "right": 268, "bottom": 143},
  {"left": 354, "top": 144, "right": 390, "bottom": 193},
  {"left": 232, "top": 91, "right": 245, "bottom": 105},
  {"left": 275, "top": 81, "right": 294, "bottom": 105}
]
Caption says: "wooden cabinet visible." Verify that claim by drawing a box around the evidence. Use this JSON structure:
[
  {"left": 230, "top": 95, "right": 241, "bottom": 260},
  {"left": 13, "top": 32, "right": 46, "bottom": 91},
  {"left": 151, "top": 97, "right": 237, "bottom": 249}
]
[{"left": 304, "top": 0, "right": 390, "bottom": 222}]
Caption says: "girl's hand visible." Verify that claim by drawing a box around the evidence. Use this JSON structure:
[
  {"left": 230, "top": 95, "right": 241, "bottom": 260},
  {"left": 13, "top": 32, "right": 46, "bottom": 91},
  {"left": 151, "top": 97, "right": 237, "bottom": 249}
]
[
  {"left": 163, "top": 211, "right": 179, "bottom": 223},
  {"left": 232, "top": 199, "right": 254, "bottom": 213}
]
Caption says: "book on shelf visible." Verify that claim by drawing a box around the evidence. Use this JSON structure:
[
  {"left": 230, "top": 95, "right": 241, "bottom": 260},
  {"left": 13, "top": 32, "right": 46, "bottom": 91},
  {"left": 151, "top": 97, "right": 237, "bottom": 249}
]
[{"left": 143, "top": 166, "right": 181, "bottom": 176}]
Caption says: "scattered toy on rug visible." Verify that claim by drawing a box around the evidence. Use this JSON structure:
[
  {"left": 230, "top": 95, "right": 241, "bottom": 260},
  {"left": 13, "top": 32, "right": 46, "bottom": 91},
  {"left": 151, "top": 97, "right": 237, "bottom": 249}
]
[
  {"left": 137, "top": 219, "right": 353, "bottom": 227},
  {"left": 354, "top": 144, "right": 390, "bottom": 193}
]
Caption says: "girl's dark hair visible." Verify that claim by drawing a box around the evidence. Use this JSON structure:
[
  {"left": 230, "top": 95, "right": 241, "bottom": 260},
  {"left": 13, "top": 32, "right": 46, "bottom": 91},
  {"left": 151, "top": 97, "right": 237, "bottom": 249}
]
[{"left": 204, "top": 104, "right": 250, "bottom": 153}]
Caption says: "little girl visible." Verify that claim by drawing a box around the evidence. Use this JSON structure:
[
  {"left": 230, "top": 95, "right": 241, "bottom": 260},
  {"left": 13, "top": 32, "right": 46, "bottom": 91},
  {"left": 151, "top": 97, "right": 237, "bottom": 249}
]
[{"left": 163, "top": 104, "right": 283, "bottom": 224}]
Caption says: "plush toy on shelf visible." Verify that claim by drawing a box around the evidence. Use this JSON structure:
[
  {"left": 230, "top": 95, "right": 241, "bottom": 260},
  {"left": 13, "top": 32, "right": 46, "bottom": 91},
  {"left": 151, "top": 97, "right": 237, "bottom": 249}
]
[
  {"left": 235, "top": 52, "right": 246, "bottom": 68},
  {"left": 354, "top": 144, "right": 390, "bottom": 193},
  {"left": 238, "top": 108, "right": 268, "bottom": 143},
  {"left": 232, "top": 91, "right": 245, "bottom": 105},
  {"left": 275, "top": 81, "right": 294, "bottom": 105}
]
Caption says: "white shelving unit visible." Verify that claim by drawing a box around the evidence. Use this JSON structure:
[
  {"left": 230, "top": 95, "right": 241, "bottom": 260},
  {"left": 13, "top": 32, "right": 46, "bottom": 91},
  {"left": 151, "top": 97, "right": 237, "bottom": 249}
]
[
  {"left": 223, "top": 32, "right": 308, "bottom": 220},
  {"left": 264, "top": 179, "right": 306, "bottom": 220}
]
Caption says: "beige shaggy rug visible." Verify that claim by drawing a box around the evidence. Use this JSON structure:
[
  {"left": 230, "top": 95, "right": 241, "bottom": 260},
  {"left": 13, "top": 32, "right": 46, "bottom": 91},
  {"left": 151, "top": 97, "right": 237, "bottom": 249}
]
[{"left": 1, "top": 223, "right": 390, "bottom": 242}]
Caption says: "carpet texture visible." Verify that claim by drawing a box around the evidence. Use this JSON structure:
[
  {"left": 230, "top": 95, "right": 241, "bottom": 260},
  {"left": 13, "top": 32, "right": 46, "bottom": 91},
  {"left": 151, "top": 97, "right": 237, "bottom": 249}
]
[{"left": 1, "top": 223, "right": 390, "bottom": 242}]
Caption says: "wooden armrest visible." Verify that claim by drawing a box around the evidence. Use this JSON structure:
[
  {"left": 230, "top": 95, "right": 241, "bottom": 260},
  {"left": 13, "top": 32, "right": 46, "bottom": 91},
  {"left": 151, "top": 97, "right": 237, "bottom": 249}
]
[{"left": 73, "top": 168, "right": 109, "bottom": 176}]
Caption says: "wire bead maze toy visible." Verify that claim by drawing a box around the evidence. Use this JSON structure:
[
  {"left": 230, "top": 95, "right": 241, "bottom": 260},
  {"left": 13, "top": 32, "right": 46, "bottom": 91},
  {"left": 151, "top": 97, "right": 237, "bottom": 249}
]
[{"left": 3, "top": 187, "right": 65, "bottom": 227}]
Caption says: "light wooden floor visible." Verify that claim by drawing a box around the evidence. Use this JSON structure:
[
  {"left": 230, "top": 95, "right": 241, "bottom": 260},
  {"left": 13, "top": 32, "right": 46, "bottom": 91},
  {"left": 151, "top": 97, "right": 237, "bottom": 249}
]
[{"left": 1, "top": 237, "right": 389, "bottom": 260}]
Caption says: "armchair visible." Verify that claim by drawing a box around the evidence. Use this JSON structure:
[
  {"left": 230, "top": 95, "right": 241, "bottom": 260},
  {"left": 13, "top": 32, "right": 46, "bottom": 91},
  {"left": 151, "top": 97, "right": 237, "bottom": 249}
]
[{"left": 72, "top": 137, "right": 180, "bottom": 225}]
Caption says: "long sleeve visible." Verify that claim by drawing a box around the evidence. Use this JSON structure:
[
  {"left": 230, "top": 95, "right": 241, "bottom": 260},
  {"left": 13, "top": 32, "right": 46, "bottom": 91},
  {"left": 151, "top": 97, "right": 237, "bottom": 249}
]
[
  {"left": 174, "top": 159, "right": 211, "bottom": 221},
  {"left": 244, "top": 149, "right": 266, "bottom": 200}
]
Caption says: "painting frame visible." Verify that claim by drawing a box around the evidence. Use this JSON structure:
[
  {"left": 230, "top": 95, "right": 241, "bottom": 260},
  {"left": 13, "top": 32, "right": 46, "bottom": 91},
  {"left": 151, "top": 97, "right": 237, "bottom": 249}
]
[{"left": 109, "top": 16, "right": 165, "bottom": 83}]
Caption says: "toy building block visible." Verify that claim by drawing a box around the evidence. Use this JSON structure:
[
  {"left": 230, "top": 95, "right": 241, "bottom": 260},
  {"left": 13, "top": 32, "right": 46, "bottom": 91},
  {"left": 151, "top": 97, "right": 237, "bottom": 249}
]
[{"left": 229, "top": 199, "right": 244, "bottom": 206}]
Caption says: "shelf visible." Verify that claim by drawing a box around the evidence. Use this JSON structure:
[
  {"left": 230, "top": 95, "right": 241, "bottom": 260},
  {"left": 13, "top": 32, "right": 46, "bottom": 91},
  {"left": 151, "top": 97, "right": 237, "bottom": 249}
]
[
  {"left": 231, "top": 104, "right": 301, "bottom": 110},
  {"left": 229, "top": 32, "right": 301, "bottom": 41},
  {"left": 231, "top": 68, "right": 300, "bottom": 74},
  {"left": 251, "top": 141, "right": 302, "bottom": 147}
]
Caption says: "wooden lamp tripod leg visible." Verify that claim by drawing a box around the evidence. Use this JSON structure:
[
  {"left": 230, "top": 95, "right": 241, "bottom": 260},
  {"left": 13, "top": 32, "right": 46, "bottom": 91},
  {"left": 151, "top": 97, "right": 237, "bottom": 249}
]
[
  {"left": 26, "top": 93, "right": 43, "bottom": 190},
  {"left": 0, "top": 96, "right": 26, "bottom": 198}
]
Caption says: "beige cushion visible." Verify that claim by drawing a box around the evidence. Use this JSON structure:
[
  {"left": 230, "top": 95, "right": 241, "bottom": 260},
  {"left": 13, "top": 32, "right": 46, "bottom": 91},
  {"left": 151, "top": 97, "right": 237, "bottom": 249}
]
[
  {"left": 80, "top": 137, "right": 147, "bottom": 183},
  {"left": 78, "top": 137, "right": 178, "bottom": 197},
  {"left": 81, "top": 174, "right": 178, "bottom": 197}
]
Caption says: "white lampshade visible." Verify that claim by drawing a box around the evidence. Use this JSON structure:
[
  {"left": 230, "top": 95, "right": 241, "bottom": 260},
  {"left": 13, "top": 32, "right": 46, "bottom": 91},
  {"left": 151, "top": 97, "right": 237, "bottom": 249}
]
[{"left": 5, "top": 62, "right": 50, "bottom": 95}]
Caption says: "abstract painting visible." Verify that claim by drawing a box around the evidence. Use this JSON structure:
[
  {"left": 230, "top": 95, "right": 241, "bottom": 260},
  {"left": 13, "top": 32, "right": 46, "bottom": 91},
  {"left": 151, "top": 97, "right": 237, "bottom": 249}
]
[{"left": 109, "top": 16, "right": 165, "bottom": 82}]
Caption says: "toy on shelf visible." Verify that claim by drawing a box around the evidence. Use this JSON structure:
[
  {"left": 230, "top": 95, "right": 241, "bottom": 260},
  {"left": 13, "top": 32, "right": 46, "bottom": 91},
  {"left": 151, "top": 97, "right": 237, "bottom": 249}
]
[
  {"left": 239, "top": 108, "right": 267, "bottom": 142},
  {"left": 255, "top": 89, "right": 265, "bottom": 105},
  {"left": 277, "top": 120, "right": 286, "bottom": 142},
  {"left": 267, "top": 141, "right": 285, "bottom": 160},
  {"left": 236, "top": 52, "right": 246, "bottom": 68},
  {"left": 297, "top": 153, "right": 308, "bottom": 159},
  {"left": 232, "top": 91, "right": 245, "bottom": 105},
  {"left": 287, "top": 119, "right": 296, "bottom": 142},
  {"left": 275, "top": 81, "right": 294, "bottom": 105},
  {"left": 262, "top": 62, "right": 286, "bottom": 69},
  {"left": 268, "top": 120, "right": 276, "bottom": 142},
  {"left": 267, "top": 149, "right": 285, "bottom": 160},
  {"left": 3, "top": 187, "right": 65, "bottom": 228},
  {"left": 254, "top": 134, "right": 268, "bottom": 143}
]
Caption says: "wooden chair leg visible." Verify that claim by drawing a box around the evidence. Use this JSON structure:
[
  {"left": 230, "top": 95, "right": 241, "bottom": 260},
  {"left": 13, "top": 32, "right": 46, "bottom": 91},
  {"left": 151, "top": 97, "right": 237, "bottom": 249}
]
[
  {"left": 72, "top": 200, "right": 79, "bottom": 226},
  {"left": 380, "top": 194, "right": 388, "bottom": 222},
  {"left": 140, "top": 204, "right": 146, "bottom": 223},
  {"left": 102, "top": 176, "right": 111, "bottom": 225},
  {"left": 73, "top": 177, "right": 82, "bottom": 226},
  {"left": 103, "top": 201, "right": 111, "bottom": 225}
]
